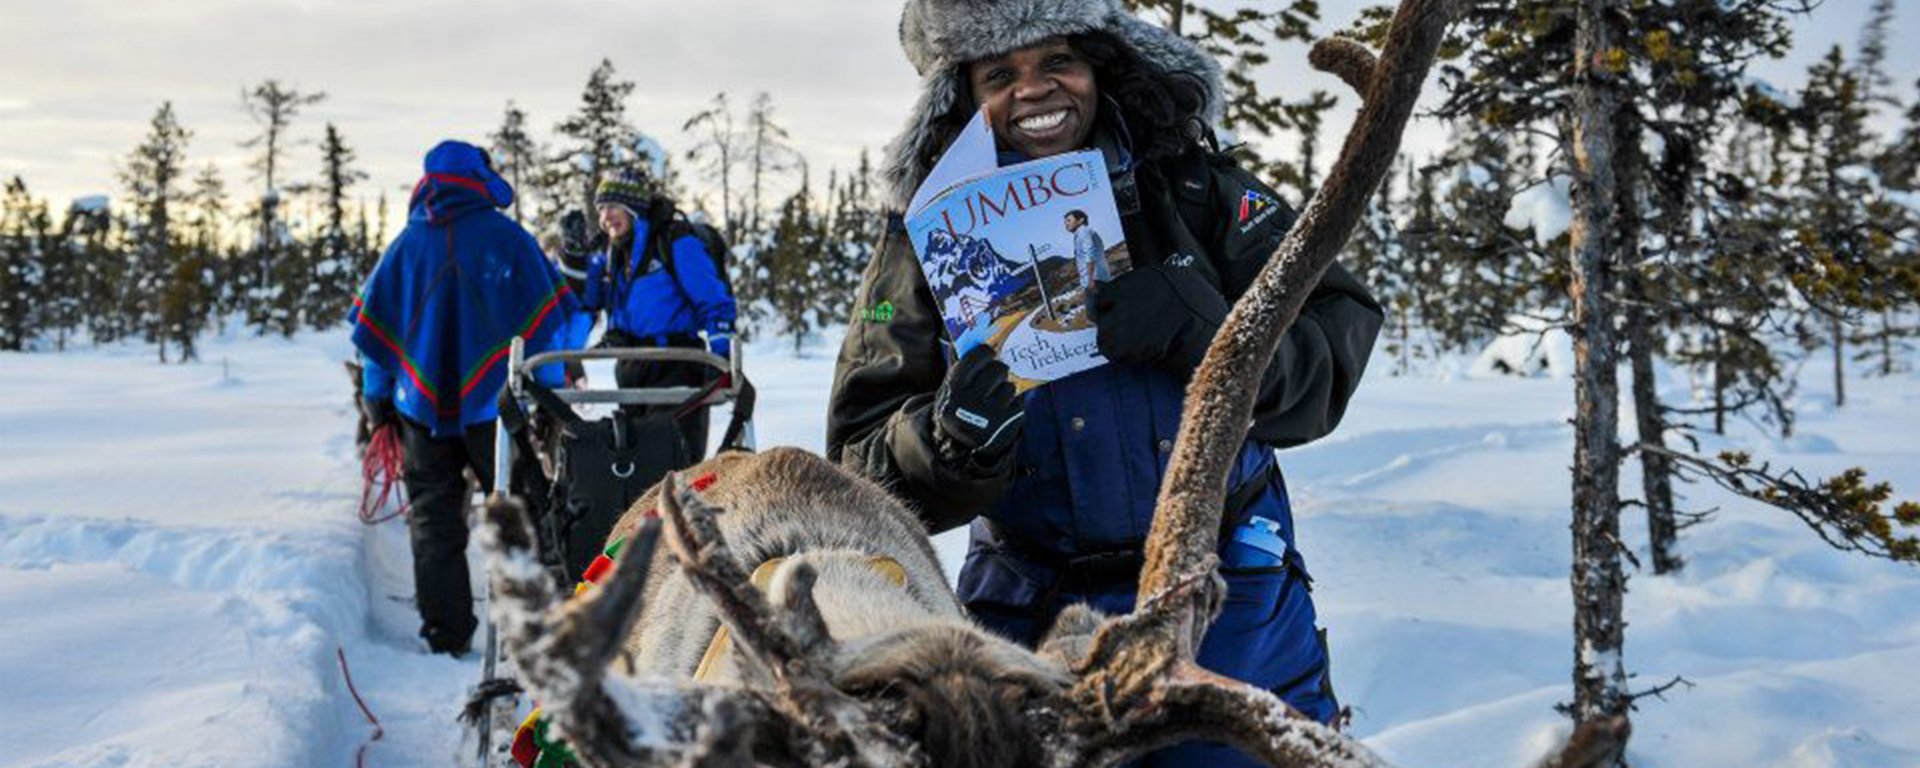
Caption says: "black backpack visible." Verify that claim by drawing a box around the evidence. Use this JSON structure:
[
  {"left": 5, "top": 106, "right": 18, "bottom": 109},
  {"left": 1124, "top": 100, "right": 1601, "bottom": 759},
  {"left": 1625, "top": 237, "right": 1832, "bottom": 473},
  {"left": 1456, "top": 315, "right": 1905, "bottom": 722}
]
[{"left": 642, "top": 199, "right": 734, "bottom": 297}]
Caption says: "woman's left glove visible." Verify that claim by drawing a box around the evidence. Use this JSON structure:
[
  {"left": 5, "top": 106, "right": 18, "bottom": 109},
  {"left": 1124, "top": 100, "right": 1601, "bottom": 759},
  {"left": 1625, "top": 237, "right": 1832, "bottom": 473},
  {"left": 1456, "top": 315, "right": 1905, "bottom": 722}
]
[
  {"left": 932, "top": 345, "right": 1024, "bottom": 460},
  {"left": 1091, "top": 260, "right": 1229, "bottom": 376}
]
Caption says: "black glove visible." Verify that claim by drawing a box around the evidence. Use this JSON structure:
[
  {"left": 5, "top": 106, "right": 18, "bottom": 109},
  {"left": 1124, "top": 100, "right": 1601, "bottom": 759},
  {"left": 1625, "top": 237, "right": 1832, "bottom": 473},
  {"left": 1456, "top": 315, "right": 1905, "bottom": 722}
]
[
  {"left": 362, "top": 397, "right": 400, "bottom": 432},
  {"left": 559, "top": 209, "right": 607, "bottom": 258},
  {"left": 932, "top": 345, "right": 1025, "bottom": 459},
  {"left": 1092, "top": 260, "right": 1230, "bottom": 375}
]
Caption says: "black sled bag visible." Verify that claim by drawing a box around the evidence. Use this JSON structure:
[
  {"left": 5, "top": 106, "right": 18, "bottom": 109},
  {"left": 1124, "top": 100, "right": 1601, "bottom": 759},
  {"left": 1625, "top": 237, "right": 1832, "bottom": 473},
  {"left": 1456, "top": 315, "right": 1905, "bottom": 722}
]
[{"left": 502, "top": 382, "right": 692, "bottom": 581}]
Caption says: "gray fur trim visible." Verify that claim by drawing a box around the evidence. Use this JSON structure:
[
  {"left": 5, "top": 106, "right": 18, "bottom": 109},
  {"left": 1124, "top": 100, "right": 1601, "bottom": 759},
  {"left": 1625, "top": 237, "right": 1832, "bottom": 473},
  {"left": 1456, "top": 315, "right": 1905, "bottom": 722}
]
[{"left": 882, "top": 0, "right": 1224, "bottom": 211}]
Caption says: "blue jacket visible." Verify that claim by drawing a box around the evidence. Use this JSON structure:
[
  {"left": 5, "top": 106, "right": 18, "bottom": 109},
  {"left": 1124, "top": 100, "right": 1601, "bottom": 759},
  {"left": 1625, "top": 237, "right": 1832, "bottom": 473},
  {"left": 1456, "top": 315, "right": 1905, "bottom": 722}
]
[
  {"left": 583, "top": 218, "right": 736, "bottom": 340},
  {"left": 350, "top": 143, "right": 577, "bottom": 437}
]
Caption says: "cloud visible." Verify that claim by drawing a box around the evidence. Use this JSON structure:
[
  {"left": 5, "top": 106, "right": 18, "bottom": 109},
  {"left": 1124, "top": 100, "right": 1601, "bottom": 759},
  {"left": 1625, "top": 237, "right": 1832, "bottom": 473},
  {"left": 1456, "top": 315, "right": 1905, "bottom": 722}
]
[{"left": 2, "top": 0, "right": 1914, "bottom": 220}]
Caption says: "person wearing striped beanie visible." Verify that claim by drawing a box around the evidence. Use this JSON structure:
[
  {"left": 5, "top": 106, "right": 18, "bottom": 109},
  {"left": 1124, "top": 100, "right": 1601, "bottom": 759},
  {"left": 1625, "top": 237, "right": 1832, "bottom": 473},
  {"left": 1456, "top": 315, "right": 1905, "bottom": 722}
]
[{"left": 578, "top": 168, "right": 737, "bottom": 461}]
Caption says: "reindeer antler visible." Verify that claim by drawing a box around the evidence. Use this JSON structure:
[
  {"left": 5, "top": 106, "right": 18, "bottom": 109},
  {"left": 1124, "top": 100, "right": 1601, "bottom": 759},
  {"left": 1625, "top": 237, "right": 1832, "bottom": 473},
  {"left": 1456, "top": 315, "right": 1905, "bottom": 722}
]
[
  {"left": 656, "top": 473, "right": 923, "bottom": 768},
  {"left": 1052, "top": 2, "right": 1636, "bottom": 766},
  {"left": 1135, "top": 0, "right": 1453, "bottom": 621},
  {"left": 481, "top": 496, "right": 788, "bottom": 766},
  {"left": 484, "top": 479, "right": 928, "bottom": 768},
  {"left": 1047, "top": 0, "right": 1462, "bottom": 765}
]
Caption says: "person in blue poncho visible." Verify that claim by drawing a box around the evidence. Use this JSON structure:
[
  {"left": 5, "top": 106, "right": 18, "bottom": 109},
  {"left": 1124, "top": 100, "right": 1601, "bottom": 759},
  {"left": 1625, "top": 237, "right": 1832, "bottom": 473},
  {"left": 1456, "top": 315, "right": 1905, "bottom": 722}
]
[
  {"left": 349, "top": 139, "right": 579, "bottom": 655},
  {"left": 578, "top": 170, "right": 738, "bottom": 461}
]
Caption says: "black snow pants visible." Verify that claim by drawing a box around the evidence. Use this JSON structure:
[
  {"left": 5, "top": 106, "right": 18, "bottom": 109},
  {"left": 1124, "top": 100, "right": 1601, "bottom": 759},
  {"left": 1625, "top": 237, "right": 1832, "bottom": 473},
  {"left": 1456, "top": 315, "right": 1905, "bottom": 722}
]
[{"left": 399, "top": 418, "right": 496, "bottom": 654}]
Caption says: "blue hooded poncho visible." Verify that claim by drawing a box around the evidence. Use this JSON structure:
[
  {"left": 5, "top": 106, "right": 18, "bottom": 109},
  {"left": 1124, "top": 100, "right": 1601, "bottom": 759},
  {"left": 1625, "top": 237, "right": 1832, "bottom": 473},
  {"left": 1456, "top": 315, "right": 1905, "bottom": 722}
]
[{"left": 349, "top": 140, "right": 579, "bottom": 436}]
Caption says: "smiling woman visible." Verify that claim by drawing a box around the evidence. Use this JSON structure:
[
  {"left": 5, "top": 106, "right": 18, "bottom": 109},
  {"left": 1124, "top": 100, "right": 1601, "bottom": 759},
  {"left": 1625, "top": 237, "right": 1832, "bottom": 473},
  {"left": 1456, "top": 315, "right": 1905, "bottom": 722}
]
[{"left": 829, "top": 1, "right": 1388, "bottom": 766}]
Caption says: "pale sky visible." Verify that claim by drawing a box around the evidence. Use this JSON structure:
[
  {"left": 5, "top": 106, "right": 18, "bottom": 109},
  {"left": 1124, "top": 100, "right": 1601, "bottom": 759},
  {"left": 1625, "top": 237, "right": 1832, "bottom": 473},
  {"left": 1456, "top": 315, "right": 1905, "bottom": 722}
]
[{"left": 2, "top": 0, "right": 1915, "bottom": 232}]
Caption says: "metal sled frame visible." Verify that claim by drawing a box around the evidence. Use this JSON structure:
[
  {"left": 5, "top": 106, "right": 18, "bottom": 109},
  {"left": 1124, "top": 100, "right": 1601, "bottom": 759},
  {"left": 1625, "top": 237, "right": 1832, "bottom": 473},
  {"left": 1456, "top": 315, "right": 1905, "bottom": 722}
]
[
  {"left": 470, "top": 338, "right": 752, "bottom": 768},
  {"left": 491, "top": 338, "right": 752, "bottom": 492}
]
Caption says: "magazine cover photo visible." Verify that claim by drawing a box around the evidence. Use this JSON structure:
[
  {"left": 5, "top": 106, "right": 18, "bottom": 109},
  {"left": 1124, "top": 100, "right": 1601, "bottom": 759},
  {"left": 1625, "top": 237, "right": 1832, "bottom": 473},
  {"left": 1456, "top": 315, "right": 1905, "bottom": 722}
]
[{"left": 906, "top": 150, "right": 1131, "bottom": 390}]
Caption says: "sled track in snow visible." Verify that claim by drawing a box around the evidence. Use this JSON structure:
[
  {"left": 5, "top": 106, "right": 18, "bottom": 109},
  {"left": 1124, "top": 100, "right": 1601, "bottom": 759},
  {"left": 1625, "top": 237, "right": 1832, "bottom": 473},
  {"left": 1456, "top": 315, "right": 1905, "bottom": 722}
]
[{"left": 0, "top": 514, "right": 366, "bottom": 768}]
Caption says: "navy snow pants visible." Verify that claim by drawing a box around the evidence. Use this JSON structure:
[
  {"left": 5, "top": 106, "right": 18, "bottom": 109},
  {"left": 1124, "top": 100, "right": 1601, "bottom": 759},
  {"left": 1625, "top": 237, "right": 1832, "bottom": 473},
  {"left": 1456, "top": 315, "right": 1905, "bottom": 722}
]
[{"left": 961, "top": 489, "right": 1337, "bottom": 767}]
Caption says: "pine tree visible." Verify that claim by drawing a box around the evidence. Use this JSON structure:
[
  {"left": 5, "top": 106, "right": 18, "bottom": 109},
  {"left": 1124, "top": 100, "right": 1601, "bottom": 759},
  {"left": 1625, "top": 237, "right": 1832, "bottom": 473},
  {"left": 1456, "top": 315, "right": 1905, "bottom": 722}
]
[
  {"left": 553, "top": 59, "right": 642, "bottom": 215},
  {"left": 33, "top": 191, "right": 80, "bottom": 351},
  {"left": 1418, "top": 121, "right": 1561, "bottom": 356},
  {"left": 1343, "top": 158, "right": 1441, "bottom": 373},
  {"left": 1558, "top": 0, "right": 1634, "bottom": 729},
  {"left": 64, "top": 198, "right": 120, "bottom": 346},
  {"left": 353, "top": 199, "right": 377, "bottom": 278},
  {"left": 119, "top": 101, "right": 194, "bottom": 362},
  {"left": 185, "top": 164, "right": 231, "bottom": 334},
  {"left": 159, "top": 236, "right": 214, "bottom": 362},
  {"left": 490, "top": 101, "right": 545, "bottom": 227},
  {"left": 821, "top": 151, "right": 882, "bottom": 331},
  {"left": 1851, "top": 5, "right": 1920, "bottom": 374},
  {"left": 761, "top": 172, "right": 827, "bottom": 354},
  {"left": 1122, "top": 0, "right": 1333, "bottom": 183},
  {"left": 1854, "top": 0, "right": 1897, "bottom": 105},
  {"left": 239, "top": 80, "right": 326, "bottom": 248},
  {"left": 1277, "top": 90, "right": 1335, "bottom": 204},
  {"left": 1885, "top": 78, "right": 1920, "bottom": 191},
  {"left": 1412, "top": 0, "right": 1920, "bottom": 745},
  {"left": 743, "top": 92, "right": 796, "bottom": 238},
  {"left": 1790, "top": 47, "right": 1894, "bottom": 409},
  {"left": 311, "top": 122, "right": 367, "bottom": 326},
  {"left": 0, "top": 177, "right": 48, "bottom": 351}
]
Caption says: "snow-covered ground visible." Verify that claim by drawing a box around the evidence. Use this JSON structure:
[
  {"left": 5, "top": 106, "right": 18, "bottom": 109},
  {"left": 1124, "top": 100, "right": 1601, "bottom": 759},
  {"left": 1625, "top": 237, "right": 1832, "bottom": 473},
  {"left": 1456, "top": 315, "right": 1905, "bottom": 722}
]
[{"left": 2, "top": 327, "right": 1916, "bottom": 768}]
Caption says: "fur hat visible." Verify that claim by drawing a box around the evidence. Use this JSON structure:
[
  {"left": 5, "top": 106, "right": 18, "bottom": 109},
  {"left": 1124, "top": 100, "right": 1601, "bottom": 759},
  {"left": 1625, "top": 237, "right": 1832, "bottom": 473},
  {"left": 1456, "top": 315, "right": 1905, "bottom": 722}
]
[
  {"left": 594, "top": 169, "right": 651, "bottom": 215},
  {"left": 881, "top": 0, "right": 1225, "bottom": 210}
]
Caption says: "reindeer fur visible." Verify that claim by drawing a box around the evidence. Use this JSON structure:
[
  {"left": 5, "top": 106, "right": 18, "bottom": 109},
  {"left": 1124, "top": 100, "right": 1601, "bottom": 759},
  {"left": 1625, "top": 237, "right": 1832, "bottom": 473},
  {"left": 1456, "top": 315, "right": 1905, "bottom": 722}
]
[{"left": 603, "top": 448, "right": 1080, "bottom": 768}]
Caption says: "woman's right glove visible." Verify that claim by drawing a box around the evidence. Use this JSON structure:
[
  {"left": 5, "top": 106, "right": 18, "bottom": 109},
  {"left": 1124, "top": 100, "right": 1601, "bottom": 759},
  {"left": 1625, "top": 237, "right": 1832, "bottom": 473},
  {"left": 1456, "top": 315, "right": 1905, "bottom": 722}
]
[
  {"left": 1091, "top": 260, "right": 1230, "bottom": 376},
  {"left": 932, "top": 345, "right": 1025, "bottom": 461}
]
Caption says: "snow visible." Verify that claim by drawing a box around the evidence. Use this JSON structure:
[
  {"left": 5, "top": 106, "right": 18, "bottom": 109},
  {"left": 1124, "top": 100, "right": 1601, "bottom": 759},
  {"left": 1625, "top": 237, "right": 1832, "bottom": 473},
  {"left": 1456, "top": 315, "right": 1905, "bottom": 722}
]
[
  {"left": 1468, "top": 316, "right": 1574, "bottom": 379},
  {"left": 1502, "top": 175, "right": 1572, "bottom": 246},
  {"left": 3, "top": 326, "right": 1918, "bottom": 767},
  {"left": 1744, "top": 77, "right": 1801, "bottom": 110},
  {"left": 1889, "top": 189, "right": 1920, "bottom": 216},
  {"left": 629, "top": 135, "right": 671, "bottom": 180}
]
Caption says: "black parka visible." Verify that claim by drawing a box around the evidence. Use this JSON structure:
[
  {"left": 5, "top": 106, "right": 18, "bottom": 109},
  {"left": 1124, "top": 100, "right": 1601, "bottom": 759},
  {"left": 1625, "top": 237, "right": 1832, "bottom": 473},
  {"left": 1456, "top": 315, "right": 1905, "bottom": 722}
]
[{"left": 828, "top": 143, "right": 1383, "bottom": 537}]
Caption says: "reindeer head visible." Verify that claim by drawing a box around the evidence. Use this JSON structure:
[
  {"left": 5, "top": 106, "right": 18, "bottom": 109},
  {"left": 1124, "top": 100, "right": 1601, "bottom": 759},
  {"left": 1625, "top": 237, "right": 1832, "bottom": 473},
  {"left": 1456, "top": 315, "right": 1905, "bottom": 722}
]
[
  {"left": 832, "top": 625, "right": 1071, "bottom": 768},
  {"left": 479, "top": 1, "right": 1629, "bottom": 765}
]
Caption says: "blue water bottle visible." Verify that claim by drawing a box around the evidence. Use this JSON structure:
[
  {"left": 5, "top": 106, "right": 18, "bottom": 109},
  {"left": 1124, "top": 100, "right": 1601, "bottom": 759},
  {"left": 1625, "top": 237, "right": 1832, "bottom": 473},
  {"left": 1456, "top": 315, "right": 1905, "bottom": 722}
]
[{"left": 1224, "top": 515, "right": 1290, "bottom": 569}]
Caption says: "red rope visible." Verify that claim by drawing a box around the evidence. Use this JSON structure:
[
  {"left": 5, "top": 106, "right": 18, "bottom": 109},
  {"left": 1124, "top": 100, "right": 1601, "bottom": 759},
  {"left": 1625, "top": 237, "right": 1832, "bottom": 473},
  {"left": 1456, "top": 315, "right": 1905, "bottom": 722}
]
[
  {"left": 359, "top": 424, "right": 409, "bottom": 524},
  {"left": 336, "top": 646, "right": 385, "bottom": 768}
]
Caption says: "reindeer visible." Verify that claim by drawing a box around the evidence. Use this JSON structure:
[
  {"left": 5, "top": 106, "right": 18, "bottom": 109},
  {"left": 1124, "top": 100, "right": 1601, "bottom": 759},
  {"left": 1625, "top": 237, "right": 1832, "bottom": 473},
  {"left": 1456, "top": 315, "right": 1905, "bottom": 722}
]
[{"left": 478, "top": 1, "right": 1630, "bottom": 765}]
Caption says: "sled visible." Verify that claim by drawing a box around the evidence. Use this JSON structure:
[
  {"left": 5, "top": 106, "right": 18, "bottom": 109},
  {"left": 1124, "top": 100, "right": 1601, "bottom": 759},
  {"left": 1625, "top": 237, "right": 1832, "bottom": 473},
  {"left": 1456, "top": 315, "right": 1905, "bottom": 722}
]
[{"left": 464, "top": 338, "right": 755, "bottom": 768}]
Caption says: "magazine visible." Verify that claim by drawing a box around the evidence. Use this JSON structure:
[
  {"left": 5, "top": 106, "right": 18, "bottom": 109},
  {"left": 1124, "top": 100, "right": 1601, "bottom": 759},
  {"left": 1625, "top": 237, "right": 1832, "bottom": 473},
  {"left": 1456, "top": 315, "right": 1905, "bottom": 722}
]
[{"left": 905, "top": 109, "right": 1132, "bottom": 391}]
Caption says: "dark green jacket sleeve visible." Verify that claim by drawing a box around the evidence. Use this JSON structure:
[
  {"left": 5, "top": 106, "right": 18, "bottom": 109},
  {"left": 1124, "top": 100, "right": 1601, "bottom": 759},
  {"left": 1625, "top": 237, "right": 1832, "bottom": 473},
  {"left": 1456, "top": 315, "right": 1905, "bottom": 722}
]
[
  {"left": 1201, "top": 157, "right": 1385, "bottom": 448},
  {"left": 826, "top": 216, "right": 1013, "bottom": 533}
]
